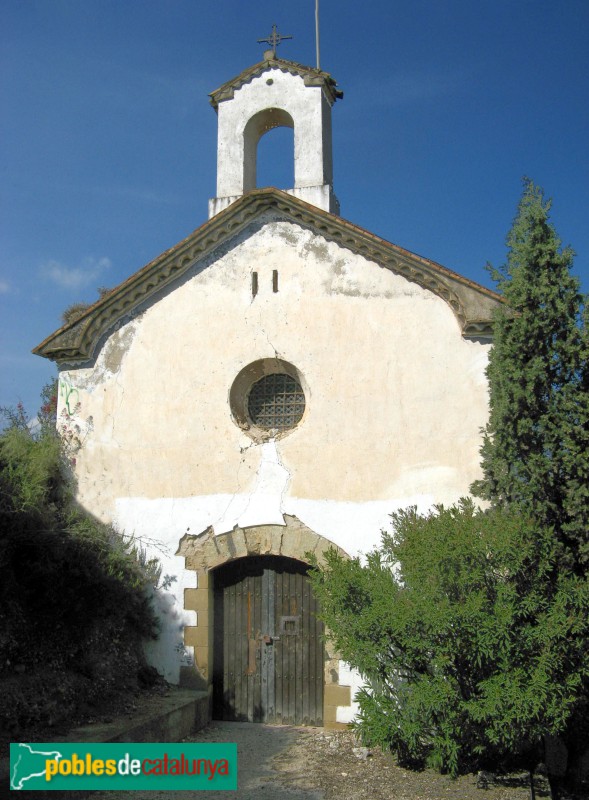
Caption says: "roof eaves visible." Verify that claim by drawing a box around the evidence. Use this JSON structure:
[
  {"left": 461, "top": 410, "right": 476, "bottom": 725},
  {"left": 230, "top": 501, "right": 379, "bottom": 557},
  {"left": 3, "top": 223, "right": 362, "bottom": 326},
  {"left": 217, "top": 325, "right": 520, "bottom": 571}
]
[
  {"left": 33, "top": 189, "right": 503, "bottom": 363},
  {"left": 209, "top": 57, "right": 342, "bottom": 109}
]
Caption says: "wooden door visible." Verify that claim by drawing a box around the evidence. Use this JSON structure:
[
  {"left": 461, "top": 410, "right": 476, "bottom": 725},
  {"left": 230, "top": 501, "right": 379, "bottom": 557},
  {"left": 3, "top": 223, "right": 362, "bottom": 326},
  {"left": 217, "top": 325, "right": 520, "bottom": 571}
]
[{"left": 213, "top": 555, "right": 324, "bottom": 725}]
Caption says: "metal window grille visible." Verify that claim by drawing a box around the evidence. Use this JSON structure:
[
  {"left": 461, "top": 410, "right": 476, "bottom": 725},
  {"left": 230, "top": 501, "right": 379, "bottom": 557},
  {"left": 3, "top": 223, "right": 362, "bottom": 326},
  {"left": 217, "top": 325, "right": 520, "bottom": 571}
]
[{"left": 247, "top": 374, "right": 305, "bottom": 430}]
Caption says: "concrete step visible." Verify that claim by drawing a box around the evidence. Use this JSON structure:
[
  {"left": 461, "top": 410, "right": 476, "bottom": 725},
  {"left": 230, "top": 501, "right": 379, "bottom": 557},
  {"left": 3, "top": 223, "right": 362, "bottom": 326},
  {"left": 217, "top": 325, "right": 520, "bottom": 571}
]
[{"left": 2, "top": 689, "right": 210, "bottom": 795}]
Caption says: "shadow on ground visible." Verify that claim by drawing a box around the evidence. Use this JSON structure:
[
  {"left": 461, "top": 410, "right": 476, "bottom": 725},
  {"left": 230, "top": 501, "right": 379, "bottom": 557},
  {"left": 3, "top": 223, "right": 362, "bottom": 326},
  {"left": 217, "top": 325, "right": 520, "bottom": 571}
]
[{"left": 87, "top": 721, "right": 324, "bottom": 800}]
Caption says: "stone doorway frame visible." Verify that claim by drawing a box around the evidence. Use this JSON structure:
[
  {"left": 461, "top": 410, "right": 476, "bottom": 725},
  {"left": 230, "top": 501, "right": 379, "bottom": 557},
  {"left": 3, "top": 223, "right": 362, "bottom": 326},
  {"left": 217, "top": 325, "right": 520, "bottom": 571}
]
[{"left": 177, "top": 515, "right": 352, "bottom": 729}]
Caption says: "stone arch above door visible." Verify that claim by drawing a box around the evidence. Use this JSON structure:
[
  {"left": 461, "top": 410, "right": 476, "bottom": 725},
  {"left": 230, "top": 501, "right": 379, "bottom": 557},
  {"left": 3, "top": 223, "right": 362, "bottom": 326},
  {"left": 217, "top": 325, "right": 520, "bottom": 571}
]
[
  {"left": 177, "top": 516, "right": 351, "bottom": 728},
  {"left": 177, "top": 514, "right": 347, "bottom": 572}
]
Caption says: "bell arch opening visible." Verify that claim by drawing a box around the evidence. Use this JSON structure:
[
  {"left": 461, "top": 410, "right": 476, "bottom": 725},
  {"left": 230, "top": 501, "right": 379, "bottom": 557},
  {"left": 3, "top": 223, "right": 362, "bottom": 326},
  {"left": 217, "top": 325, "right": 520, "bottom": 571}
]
[
  {"left": 243, "top": 107, "right": 295, "bottom": 192},
  {"left": 257, "top": 127, "right": 295, "bottom": 190}
]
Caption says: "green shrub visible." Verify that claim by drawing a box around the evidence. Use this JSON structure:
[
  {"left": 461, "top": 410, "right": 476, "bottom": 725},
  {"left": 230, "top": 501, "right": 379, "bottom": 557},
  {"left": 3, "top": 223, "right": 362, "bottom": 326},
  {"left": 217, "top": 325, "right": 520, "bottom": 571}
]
[
  {"left": 0, "top": 414, "right": 160, "bottom": 741},
  {"left": 309, "top": 502, "right": 589, "bottom": 776}
]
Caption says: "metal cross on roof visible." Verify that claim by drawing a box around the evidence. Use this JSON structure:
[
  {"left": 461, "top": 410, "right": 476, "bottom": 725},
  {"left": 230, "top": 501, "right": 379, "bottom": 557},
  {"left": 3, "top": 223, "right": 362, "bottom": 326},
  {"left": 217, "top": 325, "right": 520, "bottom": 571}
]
[{"left": 257, "top": 24, "right": 293, "bottom": 59}]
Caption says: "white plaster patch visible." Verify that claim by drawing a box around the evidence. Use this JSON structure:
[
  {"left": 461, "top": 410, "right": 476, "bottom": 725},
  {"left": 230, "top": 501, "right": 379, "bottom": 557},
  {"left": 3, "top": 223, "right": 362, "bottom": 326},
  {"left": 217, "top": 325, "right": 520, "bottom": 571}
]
[
  {"left": 115, "top": 493, "right": 435, "bottom": 566},
  {"left": 338, "top": 661, "right": 356, "bottom": 687},
  {"left": 336, "top": 660, "right": 363, "bottom": 724},
  {"left": 283, "top": 495, "right": 435, "bottom": 560},
  {"left": 215, "top": 440, "right": 290, "bottom": 534},
  {"left": 113, "top": 499, "right": 199, "bottom": 685}
]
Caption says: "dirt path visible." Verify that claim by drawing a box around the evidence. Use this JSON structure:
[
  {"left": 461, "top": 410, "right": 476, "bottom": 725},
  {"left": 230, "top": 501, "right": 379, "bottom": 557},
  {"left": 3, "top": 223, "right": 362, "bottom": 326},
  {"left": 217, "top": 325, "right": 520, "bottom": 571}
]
[
  {"left": 88, "top": 722, "right": 321, "bottom": 799},
  {"left": 88, "top": 721, "right": 552, "bottom": 800}
]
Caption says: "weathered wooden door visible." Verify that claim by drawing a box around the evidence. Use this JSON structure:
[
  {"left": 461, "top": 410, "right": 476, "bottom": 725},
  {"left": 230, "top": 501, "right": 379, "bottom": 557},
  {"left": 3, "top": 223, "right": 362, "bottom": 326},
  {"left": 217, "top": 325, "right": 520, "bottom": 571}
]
[{"left": 213, "top": 555, "right": 324, "bottom": 725}]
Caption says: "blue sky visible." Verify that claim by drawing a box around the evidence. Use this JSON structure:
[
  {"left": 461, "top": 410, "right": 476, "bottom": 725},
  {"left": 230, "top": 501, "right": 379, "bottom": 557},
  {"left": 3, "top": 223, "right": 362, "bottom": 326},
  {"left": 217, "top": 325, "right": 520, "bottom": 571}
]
[{"left": 1, "top": 0, "right": 588, "bottom": 415}]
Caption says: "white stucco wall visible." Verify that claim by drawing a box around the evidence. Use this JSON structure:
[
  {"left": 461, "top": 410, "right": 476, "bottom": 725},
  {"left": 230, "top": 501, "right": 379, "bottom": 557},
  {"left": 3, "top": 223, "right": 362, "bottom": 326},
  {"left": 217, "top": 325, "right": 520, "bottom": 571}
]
[{"left": 57, "top": 217, "right": 490, "bottom": 684}]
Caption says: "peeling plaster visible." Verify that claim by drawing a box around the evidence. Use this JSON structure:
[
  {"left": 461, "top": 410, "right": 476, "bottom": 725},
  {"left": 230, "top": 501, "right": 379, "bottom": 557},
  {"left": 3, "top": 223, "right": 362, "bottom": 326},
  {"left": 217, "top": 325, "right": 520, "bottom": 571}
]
[
  {"left": 58, "top": 319, "right": 140, "bottom": 397},
  {"left": 103, "top": 324, "right": 137, "bottom": 374},
  {"left": 277, "top": 225, "right": 299, "bottom": 246},
  {"left": 303, "top": 239, "right": 331, "bottom": 263}
]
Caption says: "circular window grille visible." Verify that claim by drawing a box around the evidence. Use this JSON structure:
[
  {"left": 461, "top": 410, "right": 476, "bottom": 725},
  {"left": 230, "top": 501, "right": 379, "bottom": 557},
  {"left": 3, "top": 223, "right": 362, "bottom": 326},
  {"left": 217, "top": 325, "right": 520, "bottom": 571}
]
[{"left": 247, "top": 373, "right": 305, "bottom": 431}]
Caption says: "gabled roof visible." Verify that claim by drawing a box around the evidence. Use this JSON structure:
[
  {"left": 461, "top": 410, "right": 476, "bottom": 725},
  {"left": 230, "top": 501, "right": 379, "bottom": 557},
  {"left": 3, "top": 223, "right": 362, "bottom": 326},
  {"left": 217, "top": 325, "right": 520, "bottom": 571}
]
[
  {"left": 209, "top": 56, "right": 343, "bottom": 109},
  {"left": 33, "top": 188, "right": 503, "bottom": 365}
]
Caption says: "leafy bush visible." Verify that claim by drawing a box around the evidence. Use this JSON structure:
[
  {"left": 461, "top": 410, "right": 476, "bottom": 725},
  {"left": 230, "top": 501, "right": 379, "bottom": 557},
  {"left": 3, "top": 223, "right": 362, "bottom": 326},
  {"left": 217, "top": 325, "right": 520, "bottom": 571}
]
[
  {"left": 0, "top": 412, "right": 160, "bottom": 741},
  {"left": 309, "top": 502, "right": 589, "bottom": 777}
]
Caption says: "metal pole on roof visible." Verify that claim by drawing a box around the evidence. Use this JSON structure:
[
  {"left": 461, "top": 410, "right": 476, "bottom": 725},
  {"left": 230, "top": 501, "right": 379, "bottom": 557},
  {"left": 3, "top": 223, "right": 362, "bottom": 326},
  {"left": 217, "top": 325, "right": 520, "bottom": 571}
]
[{"left": 315, "top": 0, "right": 320, "bottom": 69}]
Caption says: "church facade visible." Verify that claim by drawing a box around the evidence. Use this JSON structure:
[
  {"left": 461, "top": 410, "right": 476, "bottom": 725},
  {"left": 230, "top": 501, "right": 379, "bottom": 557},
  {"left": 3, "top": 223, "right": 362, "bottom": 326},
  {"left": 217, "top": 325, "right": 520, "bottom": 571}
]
[{"left": 35, "top": 53, "right": 502, "bottom": 727}]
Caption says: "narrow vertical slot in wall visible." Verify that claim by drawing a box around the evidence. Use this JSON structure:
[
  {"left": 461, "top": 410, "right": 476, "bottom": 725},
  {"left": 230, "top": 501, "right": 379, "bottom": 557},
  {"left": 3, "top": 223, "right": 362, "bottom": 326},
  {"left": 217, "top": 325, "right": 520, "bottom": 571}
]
[
  {"left": 252, "top": 271, "right": 258, "bottom": 298},
  {"left": 272, "top": 270, "right": 278, "bottom": 293}
]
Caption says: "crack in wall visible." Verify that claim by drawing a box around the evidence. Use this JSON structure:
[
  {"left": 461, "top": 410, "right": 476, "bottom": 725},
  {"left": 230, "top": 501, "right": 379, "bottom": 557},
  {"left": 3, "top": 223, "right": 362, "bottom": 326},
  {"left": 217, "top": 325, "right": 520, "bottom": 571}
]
[
  {"left": 213, "top": 439, "right": 291, "bottom": 535},
  {"left": 111, "top": 373, "right": 125, "bottom": 442},
  {"left": 274, "top": 443, "right": 291, "bottom": 523},
  {"left": 239, "top": 440, "right": 257, "bottom": 455},
  {"left": 213, "top": 441, "right": 253, "bottom": 534},
  {"left": 256, "top": 300, "right": 283, "bottom": 360},
  {"left": 213, "top": 422, "right": 272, "bottom": 534},
  {"left": 261, "top": 324, "right": 282, "bottom": 359}
]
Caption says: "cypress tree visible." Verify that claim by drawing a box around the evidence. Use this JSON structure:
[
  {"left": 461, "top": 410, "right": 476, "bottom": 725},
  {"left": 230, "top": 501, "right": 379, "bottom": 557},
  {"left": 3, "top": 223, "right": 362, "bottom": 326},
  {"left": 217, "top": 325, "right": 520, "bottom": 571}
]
[{"left": 473, "top": 179, "right": 589, "bottom": 574}]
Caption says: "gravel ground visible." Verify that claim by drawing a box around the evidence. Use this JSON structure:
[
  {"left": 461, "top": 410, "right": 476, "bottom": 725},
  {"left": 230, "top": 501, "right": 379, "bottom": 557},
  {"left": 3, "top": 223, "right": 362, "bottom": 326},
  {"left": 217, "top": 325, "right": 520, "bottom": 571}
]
[{"left": 87, "top": 720, "right": 555, "bottom": 800}]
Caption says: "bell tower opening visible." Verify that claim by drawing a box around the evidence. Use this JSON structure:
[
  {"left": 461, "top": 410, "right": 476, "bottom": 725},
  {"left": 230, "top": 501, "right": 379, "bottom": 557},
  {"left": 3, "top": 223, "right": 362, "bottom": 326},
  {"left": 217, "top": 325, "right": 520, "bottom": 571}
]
[
  {"left": 256, "top": 126, "right": 295, "bottom": 190},
  {"left": 243, "top": 107, "right": 295, "bottom": 192}
]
